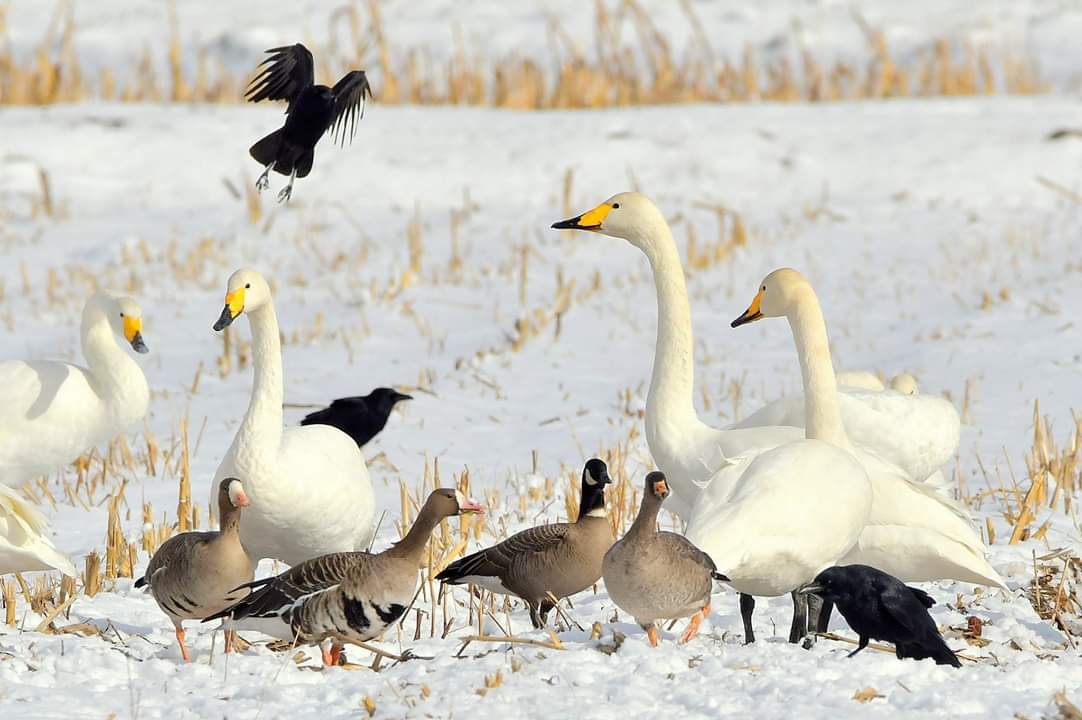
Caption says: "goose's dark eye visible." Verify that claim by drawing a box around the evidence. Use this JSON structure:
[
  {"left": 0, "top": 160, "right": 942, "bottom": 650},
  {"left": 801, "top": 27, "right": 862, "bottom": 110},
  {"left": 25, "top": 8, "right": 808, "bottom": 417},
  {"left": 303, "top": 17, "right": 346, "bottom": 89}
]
[
  {"left": 245, "top": 283, "right": 251, "bottom": 289},
  {"left": 612, "top": 203, "right": 620, "bottom": 209}
]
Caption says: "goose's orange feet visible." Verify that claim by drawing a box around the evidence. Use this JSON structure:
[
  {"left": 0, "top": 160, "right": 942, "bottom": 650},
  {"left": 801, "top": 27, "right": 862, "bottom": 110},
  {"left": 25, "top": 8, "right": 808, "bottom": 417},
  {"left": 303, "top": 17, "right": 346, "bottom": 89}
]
[
  {"left": 646, "top": 625, "right": 659, "bottom": 647},
  {"left": 680, "top": 602, "right": 711, "bottom": 644},
  {"left": 175, "top": 626, "right": 191, "bottom": 663}
]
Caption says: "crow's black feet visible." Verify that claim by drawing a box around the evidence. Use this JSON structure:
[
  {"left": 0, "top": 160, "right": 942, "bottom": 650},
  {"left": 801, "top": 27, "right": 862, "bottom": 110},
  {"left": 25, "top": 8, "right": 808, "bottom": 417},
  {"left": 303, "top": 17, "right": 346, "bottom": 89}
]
[
  {"left": 255, "top": 173, "right": 270, "bottom": 192},
  {"left": 277, "top": 185, "right": 293, "bottom": 203}
]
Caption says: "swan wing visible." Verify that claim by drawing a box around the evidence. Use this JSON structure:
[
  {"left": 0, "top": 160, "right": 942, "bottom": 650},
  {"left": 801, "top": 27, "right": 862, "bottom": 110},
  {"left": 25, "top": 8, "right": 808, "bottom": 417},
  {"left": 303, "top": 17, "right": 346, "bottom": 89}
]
[
  {"left": 0, "top": 484, "right": 76, "bottom": 576},
  {"left": 730, "top": 388, "right": 960, "bottom": 481}
]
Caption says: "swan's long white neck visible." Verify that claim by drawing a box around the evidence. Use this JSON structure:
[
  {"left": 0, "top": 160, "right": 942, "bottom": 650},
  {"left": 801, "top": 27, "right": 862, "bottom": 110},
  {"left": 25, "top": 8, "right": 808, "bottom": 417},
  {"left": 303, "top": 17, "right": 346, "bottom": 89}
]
[
  {"left": 80, "top": 300, "right": 142, "bottom": 403},
  {"left": 787, "top": 287, "right": 850, "bottom": 449},
  {"left": 238, "top": 302, "right": 284, "bottom": 460},
  {"left": 629, "top": 213, "right": 708, "bottom": 473}
]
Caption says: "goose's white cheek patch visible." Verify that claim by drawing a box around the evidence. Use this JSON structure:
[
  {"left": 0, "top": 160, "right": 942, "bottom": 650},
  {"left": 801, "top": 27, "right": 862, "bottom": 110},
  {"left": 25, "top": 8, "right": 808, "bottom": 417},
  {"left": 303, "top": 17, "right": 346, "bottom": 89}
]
[{"left": 228, "top": 481, "right": 250, "bottom": 508}]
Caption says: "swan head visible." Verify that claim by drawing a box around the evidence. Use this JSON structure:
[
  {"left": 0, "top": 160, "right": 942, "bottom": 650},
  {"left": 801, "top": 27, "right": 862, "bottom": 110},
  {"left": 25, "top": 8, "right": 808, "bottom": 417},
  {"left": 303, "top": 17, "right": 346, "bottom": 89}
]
[
  {"left": 890, "top": 372, "right": 919, "bottom": 395},
  {"left": 645, "top": 470, "right": 670, "bottom": 501},
  {"left": 91, "top": 293, "right": 149, "bottom": 354},
  {"left": 551, "top": 192, "right": 664, "bottom": 248},
  {"left": 214, "top": 268, "right": 272, "bottom": 331},
  {"left": 731, "top": 268, "right": 809, "bottom": 327}
]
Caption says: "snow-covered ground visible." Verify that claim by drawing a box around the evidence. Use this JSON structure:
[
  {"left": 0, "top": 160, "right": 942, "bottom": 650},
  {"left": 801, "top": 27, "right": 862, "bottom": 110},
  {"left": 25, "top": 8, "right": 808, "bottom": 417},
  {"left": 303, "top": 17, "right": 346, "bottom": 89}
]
[
  {"left": 2, "top": 2, "right": 1082, "bottom": 718},
  {"left": 0, "top": 95, "right": 1079, "bottom": 719}
]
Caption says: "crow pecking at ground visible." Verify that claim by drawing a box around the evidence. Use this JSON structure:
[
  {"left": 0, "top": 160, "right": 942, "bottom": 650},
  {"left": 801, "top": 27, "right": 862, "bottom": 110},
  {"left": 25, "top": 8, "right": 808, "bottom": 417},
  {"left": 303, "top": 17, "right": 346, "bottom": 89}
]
[
  {"left": 246, "top": 43, "right": 371, "bottom": 203},
  {"left": 798, "top": 564, "right": 962, "bottom": 667},
  {"left": 299, "top": 388, "right": 412, "bottom": 449}
]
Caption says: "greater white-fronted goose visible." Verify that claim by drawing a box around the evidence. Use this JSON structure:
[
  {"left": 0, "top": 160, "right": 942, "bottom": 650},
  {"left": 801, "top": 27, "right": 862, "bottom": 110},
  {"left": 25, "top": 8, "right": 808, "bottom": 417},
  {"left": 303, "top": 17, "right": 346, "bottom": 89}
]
[
  {"left": 603, "top": 471, "right": 723, "bottom": 647},
  {"left": 206, "top": 488, "right": 483, "bottom": 666},
  {"left": 136, "top": 477, "right": 255, "bottom": 662},
  {"left": 436, "top": 458, "right": 615, "bottom": 628}
]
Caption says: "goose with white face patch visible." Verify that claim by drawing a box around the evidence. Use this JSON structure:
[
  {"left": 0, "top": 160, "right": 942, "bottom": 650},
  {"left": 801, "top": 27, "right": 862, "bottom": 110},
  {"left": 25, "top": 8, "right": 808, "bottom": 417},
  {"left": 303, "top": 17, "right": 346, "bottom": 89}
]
[
  {"left": 207, "top": 488, "right": 484, "bottom": 666},
  {"left": 136, "top": 477, "right": 255, "bottom": 662},
  {"left": 0, "top": 291, "right": 149, "bottom": 576},
  {"left": 436, "top": 458, "right": 615, "bottom": 628},
  {"left": 725, "top": 268, "right": 1004, "bottom": 637},
  {"left": 209, "top": 268, "right": 376, "bottom": 565},
  {"left": 603, "top": 471, "right": 725, "bottom": 647}
]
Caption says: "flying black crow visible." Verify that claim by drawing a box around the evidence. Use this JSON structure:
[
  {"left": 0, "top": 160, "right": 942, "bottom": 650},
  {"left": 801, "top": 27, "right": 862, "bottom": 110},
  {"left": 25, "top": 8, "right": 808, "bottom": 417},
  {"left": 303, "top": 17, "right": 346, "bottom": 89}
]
[
  {"left": 246, "top": 43, "right": 371, "bottom": 203},
  {"left": 299, "top": 388, "right": 411, "bottom": 449},
  {"left": 799, "top": 565, "right": 961, "bottom": 667}
]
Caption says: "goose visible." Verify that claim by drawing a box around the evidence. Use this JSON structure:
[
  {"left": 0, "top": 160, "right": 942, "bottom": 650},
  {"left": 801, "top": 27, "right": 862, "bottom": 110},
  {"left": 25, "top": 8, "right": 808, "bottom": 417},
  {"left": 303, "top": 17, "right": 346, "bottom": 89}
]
[
  {"left": 728, "top": 268, "right": 1004, "bottom": 634},
  {"left": 299, "top": 388, "right": 412, "bottom": 449},
  {"left": 436, "top": 458, "right": 615, "bottom": 628},
  {"left": 551, "top": 193, "right": 951, "bottom": 509},
  {"left": 602, "top": 471, "right": 724, "bottom": 646},
  {"left": 207, "top": 488, "right": 483, "bottom": 666},
  {"left": 209, "top": 268, "right": 376, "bottom": 565},
  {"left": 0, "top": 292, "right": 149, "bottom": 490},
  {"left": 135, "top": 477, "right": 255, "bottom": 662}
]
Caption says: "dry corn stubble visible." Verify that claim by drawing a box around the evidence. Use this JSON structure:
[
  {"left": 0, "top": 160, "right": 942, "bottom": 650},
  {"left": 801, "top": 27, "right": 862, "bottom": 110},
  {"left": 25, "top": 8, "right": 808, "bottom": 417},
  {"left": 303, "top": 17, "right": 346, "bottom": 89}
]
[{"left": 0, "top": 1, "right": 1050, "bottom": 108}]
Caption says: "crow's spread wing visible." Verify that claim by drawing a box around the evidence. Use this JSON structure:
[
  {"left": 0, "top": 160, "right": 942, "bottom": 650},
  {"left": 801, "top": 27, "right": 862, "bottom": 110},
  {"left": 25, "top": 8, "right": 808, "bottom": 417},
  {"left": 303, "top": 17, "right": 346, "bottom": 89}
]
[
  {"left": 328, "top": 70, "right": 372, "bottom": 146},
  {"left": 246, "top": 44, "right": 315, "bottom": 109}
]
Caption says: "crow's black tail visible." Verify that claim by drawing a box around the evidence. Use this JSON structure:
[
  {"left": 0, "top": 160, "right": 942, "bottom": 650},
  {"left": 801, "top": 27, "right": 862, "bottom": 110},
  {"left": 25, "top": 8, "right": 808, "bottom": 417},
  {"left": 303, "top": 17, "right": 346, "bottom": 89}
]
[
  {"left": 250, "top": 128, "right": 284, "bottom": 168},
  {"left": 896, "top": 638, "right": 961, "bottom": 668}
]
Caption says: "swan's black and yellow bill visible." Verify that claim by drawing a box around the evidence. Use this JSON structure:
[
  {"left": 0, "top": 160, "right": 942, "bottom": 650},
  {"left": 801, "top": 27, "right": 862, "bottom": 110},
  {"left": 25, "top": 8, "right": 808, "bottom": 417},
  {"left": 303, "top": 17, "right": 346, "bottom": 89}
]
[
  {"left": 731, "top": 288, "right": 764, "bottom": 328},
  {"left": 123, "top": 316, "right": 149, "bottom": 354},
  {"left": 551, "top": 202, "right": 612, "bottom": 232},
  {"left": 213, "top": 287, "right": 246, "bottom": 331}
]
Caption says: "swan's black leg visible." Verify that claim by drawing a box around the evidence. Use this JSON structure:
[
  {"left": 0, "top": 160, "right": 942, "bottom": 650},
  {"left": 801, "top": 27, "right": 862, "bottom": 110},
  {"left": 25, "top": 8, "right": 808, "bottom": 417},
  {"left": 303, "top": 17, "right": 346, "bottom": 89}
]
[
  {"left": 816, "top": 599, "right": 834, "bottom": 633},
  {"left": 788, "top": 590, "right": 808, "bottom": 644},
  {"left": 739, "top": 593, "right": 756, "bottom": 644}
]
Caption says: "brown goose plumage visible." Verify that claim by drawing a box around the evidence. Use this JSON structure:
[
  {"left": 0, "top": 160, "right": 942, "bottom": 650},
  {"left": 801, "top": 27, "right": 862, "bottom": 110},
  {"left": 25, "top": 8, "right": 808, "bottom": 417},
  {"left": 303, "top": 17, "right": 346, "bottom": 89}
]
[
  {"left": 206, "top": 488, "right": 483, "bottom": 666},
  {"left": 602, "top": 471, "right": 723, "bottom": 646},
  {"left": 136, "top": 477, "right": 255, "bottom": 661},
  {"left": 436, "top": 458, "right": 615, "bottom": 628}
]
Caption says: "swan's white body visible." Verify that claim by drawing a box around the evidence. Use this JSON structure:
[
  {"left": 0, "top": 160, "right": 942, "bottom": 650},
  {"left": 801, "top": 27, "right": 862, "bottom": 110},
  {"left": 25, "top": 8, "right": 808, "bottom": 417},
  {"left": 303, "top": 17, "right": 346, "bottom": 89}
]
[
  {"left": 724, "top": 268, "right": 1004, "bottom": 589},
  {"left": 732, "top": 383, "right": 959, "bottom": 482},
  {"left": 687, "top": 440, "right": 872, "bottom": 596},
  {"left": 0, "top": 292, "right": 149, "bottom": 488},
  {"left": 211, "top": 270, "right": 376, "bottom": 566},
  {"left": 0, "top": 292, "right": 148, "bottom": 576}
]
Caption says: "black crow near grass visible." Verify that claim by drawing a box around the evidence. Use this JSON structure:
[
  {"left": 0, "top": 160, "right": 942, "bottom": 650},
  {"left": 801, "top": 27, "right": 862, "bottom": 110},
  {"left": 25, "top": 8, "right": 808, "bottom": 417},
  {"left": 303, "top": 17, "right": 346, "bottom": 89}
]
[
  {"left": 299, "top": 388, "right": 411, "bottom": 449},
  {"left": 799, "top": 564, "right": 962, "bottom": 667},
  {"left": 246, "top": 43, "right": 371, "bottom": 203}
]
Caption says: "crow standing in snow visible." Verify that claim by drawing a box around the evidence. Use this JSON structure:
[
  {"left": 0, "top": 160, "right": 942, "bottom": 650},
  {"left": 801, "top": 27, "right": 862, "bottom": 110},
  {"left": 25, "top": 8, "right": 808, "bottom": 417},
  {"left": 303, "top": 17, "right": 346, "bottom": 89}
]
[
  {"left": 798, "top": 565, "right": 962, "bottom": 667},
  {"left": 299, "top": 388, "right": 412, "bottom": 449},
  {"left": 246, "top": 43, "right": 371, "bottom": 203}
]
